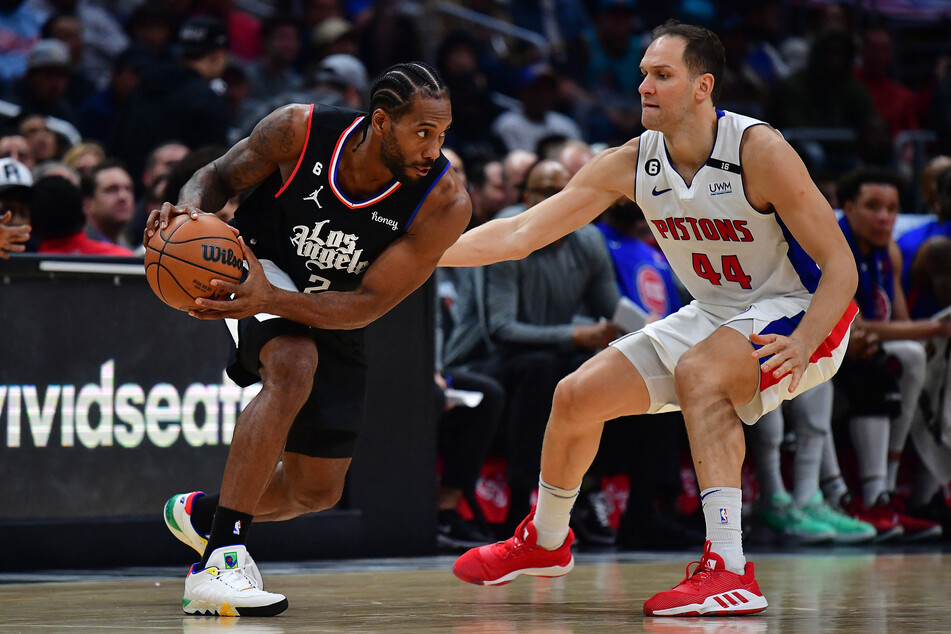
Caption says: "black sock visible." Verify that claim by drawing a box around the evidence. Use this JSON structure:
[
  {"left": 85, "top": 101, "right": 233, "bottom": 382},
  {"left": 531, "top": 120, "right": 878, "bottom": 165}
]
[
  {"left": 200, "top": 505, "right": 254, "bottom": 568},
  {"left": 190, "top": 493, "right": 219, "bottom": 535}
]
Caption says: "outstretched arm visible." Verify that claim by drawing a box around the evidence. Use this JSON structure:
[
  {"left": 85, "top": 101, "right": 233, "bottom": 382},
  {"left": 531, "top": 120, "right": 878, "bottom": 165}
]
[
  {"left": 191, "top": 171, "right": 473, "bottom": 329},
  {"left": 439, "top": 140, "right": 639, "bottom": 267},
  {"left": 744, "top": 126, "right": 858, "bottom": 391},
  {"left": 145, "top": 104, "right": 309, "bottom": 239}
]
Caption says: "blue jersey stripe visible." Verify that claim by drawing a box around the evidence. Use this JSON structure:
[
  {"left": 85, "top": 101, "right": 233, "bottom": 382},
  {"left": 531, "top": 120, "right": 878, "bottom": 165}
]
[
  {"left": 775, "top": 214, "right": 821, "bottom": 293},
  {"left": 405, "top": 161, "right": 450, "bottom": 231}
]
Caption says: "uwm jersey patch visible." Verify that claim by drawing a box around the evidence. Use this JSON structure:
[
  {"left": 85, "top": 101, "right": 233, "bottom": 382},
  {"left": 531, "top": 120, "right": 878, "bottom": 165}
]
[
  {"left": 634, "top": 110, "right": 821, "bottom": 311},
  {"left": 235, "top": 104, "right": 449, "bottom": 294}
]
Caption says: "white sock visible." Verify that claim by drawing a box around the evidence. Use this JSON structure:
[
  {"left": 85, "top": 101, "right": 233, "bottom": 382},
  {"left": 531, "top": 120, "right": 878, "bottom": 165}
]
[
  {"left": 886, "top": 459, "right": 901, "bottom": 493},
  {"left": 790, "top": 383, "right": 832, "bottom": 506},
  {"left": 701, "top": 487, "right": 745, "bottom": 575},
  {"left": 850, "top": 415, "right": 889, "bottom": 506},
  {"left": 750, "top": 409, "right": 786, "bottom": 499},
  {"left": 533, "top": 477, "right": 579, "bottom": 550}
]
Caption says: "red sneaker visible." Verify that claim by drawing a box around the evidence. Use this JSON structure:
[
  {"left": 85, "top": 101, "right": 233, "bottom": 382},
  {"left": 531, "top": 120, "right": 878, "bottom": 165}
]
[
  {"left": 643, "top": 541, "right": 768, "bottom": 617},
  {"left": 838, "top": 491, "right": 903, "bottom": 542},
  {"left": 452, "top": 508, "right": 574, "bottom": 586},
  {"left": 877, "top": 493, "right": 943, "bottom": 541}
]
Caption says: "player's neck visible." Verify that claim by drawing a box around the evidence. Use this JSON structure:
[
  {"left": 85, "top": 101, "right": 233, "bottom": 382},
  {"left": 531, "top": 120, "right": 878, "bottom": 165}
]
[
  {"left": 337, "top": 133, "right": 396, "bottom": 198},
  {"left": 662, "top": 108, "right": 718, "bottom": 186}
]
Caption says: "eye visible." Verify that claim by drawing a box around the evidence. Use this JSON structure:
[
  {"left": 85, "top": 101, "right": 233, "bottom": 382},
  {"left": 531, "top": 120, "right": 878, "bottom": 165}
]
[{"left": 417, "top": 130, "right": 427, "bottom": 138}]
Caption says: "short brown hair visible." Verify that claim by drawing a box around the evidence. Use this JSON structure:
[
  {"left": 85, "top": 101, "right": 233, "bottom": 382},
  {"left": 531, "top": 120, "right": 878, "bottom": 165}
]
[{"left": 650, "top": 20, "right": 725, "bottom": 104}]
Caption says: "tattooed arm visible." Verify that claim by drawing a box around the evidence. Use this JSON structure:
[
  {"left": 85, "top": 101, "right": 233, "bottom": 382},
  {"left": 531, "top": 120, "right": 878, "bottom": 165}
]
[{"left": 146, "top": 104, "right": 309, "bottom": 236}]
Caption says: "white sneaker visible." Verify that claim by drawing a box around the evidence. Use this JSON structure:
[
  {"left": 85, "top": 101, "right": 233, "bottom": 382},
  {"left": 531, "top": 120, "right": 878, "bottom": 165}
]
[
  {"left": 165, "top": 493, "right": 264, "bottom": 589},
  {"left": 183, "top": 545, "right": 287, "bottom": 617},
  {"left": 164, "top": 492, "right": 208, "bottom": 555}
]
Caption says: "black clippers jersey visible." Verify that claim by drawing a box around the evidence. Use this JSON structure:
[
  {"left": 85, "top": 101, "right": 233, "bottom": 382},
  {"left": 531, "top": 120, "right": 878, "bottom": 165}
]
[{"left": 234, "top": 104, "right": 450, "bottom": 294}]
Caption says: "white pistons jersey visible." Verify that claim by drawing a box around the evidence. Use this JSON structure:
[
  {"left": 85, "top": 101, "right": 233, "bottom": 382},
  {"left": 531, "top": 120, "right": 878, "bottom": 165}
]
[{"left": 634, "top": 110, "right": 821, "bottom": 314}]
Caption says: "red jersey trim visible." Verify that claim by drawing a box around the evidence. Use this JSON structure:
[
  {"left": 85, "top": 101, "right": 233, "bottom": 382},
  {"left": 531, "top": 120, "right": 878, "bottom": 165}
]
[
  {"left": 329, "top": 116, "right": 401, "bottom": 208},
  {"left": 274, "top": 103, "right": 315, "bottom": 198},
  {"left": 759, "top": 300, "right": 858, "bottom": 392}
]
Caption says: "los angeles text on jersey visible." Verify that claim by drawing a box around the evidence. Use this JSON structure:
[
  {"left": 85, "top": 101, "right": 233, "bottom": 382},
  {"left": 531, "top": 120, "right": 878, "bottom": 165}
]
[
  {"left": 650, "top": 217, "right": 754, "bottom": 242},
  {"left": 291, "top": 219, "right": 370, "bottom": 275}
]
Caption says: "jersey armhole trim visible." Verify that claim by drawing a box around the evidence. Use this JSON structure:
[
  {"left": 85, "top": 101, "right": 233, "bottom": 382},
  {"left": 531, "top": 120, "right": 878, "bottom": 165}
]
[
  {"left": 405, "top": 161, "right": 450, "bottom": 231},
  {"left": 274, "top": 103, "right": 315, "bottom": 198},
  {"left": 739, "top": 122, "right": 772, "bottom": 215}
]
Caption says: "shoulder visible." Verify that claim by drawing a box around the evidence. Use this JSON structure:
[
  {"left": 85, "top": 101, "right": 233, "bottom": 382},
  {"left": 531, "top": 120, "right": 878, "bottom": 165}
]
[
  {"left": 410, "top": 166, "right": 471, "bottom": 239},
  {"left": 248, "top": 103, "right": 312, "bottom": 162}
]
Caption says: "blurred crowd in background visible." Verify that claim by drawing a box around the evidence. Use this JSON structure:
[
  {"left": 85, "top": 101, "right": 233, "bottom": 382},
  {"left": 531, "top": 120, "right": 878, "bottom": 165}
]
[{"left": 2, "top": 0, "right": 951, "bottom": 554}]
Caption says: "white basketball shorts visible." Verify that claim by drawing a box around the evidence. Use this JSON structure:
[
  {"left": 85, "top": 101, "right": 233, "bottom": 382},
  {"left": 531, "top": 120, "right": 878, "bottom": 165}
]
[{"left": 610, "top": 298, "right": 858, "bottom": 424}]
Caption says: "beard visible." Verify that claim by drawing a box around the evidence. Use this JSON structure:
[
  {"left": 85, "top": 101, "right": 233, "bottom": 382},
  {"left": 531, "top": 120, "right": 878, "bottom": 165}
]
[{"left": 380, "top": 132, "right": 433, "bottom": 183}]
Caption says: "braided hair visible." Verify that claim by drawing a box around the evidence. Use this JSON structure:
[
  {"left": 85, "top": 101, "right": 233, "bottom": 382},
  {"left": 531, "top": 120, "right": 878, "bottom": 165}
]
[{"left": 354, "top": 62, "right": 449, "bottom": 150}]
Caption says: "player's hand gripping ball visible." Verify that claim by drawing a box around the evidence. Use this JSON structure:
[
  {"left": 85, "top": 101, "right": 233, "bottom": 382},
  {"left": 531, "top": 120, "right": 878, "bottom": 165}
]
[{"left": 144, "top": 214, "right": 244, "bottom": 311}]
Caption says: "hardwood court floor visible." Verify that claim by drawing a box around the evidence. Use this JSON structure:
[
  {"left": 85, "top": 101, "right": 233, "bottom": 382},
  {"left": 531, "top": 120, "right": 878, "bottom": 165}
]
[{"left": 1, "top": 548, "right": 949, "bottom": 633}]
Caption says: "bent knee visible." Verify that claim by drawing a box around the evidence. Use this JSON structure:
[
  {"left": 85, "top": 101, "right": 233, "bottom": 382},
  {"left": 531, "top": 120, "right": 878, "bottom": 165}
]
[
  {"left": 260, "top": 337, "right": 318, "bottom": 395},
  {"left": 289, "top": 482, "right": 345, "bottom": 514}
]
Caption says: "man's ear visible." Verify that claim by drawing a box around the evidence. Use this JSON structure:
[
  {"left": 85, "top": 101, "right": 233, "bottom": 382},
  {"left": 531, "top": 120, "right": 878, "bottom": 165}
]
[
  {"left": 695, "top": 73, "right": 714, "bottom": 102},
  {"left": 371, "top": 108, "right": 388, "bottom": 136}
]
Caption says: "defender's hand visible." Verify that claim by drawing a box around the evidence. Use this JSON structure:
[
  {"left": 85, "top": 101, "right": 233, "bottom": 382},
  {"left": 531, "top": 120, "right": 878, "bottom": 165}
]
[
  {"left": 750, "top": 332, "right": 811, "bottom": 393},
  {"left": 189, "top": 237, "right": 273, "bottom": 320}
]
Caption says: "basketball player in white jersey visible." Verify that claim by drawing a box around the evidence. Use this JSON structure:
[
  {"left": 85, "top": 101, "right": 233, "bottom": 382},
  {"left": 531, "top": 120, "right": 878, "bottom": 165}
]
[{"left": 442, "top": 21, "right": 859, "bottom": 616}]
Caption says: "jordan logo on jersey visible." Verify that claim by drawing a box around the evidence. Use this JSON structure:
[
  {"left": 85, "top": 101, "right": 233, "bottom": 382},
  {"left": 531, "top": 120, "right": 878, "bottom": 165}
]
[
  {"left": 291, "top": 220, "right": 369, "bottom": 275},
  {"left": 304, "top": 186, "right": 324, "bottom": 207}
]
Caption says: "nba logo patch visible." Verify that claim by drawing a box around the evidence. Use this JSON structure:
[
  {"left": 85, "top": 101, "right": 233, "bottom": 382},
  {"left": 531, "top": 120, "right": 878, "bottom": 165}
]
[
  {"left": 719, "top": 508, "right": 729, "bottom": 524},
  {"left": 224, "top": 552, "right": 238, "bottom": 569}
]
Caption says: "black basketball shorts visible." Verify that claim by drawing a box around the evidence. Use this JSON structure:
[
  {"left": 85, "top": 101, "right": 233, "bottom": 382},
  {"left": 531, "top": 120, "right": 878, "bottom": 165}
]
[{"left": 226, "top": 315, "right": 367, "bottom": 459}]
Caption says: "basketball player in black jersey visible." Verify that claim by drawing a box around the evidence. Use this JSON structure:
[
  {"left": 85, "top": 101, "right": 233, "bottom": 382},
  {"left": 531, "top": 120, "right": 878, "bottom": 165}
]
[{"left": 145, "top": 62, "right": 471, "bottom": 617}]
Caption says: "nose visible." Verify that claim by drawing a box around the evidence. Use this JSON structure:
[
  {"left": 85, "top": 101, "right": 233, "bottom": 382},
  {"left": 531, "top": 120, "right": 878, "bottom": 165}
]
[
  {"left": 638, "top": 76, "right": 652, "bottom": 96},
  {"left": 422, "top": 143, "right": 439, "bottom": 162}
]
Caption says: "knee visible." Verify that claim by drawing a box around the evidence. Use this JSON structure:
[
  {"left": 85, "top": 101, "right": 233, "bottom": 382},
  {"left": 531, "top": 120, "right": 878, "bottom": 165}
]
[
  {"left": 289, "top": 480, "right": 345, "bottom": 514},
  {"left": 673, "top": 348, "right": 713, "bottom": 401},
  {"left": 550, "top": 372, "right": 587, "bottom": 427},
  {"left": 260, "top": 340, "right": 318, "bottom": 403}
]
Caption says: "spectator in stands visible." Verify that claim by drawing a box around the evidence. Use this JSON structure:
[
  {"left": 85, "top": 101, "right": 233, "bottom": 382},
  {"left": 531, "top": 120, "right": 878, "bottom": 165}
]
[
  {"left": 435, "top": 30, "right": 501, "bottom": 161},
  {"left": 308, "top": 17, "right": 358, "bottom": 72},
  {"left": 161, "top": 145, "right": 232, "bottom": 224},
  {"left": 0, "top": 0, "right": 45, "bottom": 85},
  {"left": 491, "top": 63, "right": 583, "bottom": 155},
  {"left": 61, "top": 140, "right": 102, "bottom": 173},
  {"left": 112, "top": 17, "right": 229, "bottom": 182},
  {"left": 501, "top": 149, "right": 536, "bottom": 207},
  {"left": 77, "top": 46, "right": 148, "bottom": 147},
  {"left": 0, "top": 156, "right": 34, "bottom": 232},
  {"left": 0, "top": 210, "right": 31, "bottom": 258},
  {"left": 442, "top": 147, "right": 466, "bottom": 188},
  {"left": 466, "top": 158, "right": 508, "bottom": 228},
  {"left": 931, "top": 57, "right": 951, "bottom": 156},
  {"left": 555, "top": 139, "right": 593, "bottom": 177},
  {"left": 39, "top": 12, "right": 95, "bottom": 105},
  {"left": 444, "top": 159, "right": 621, "bottom": 541},
  {"left": 767, "top": 28, "right": 879, "bottom": 172},
  {"left": 900, "top": 165, "right": 951, "bottom": 318},
  {"left": 80, "top": 158, "right": 134, "bottom": 249},
  {"left": 32, "top": 174, "right": 131, "bottom": 254},
  {"left": 358, "top": 1, "right": 422, "bottom": 77},
  {"left": 29, "top": 0, "right": 129, "bottom": 88},
  {"left": 856, "top": 28, "right": 918, "bottom": 139},
  {"left": 19, "top": 113, "right": 65, "bottom": 162},
  {"left": 32, "top": 157, "right": 77, "bottom": 183},
  {"left": 827, "top": 167, "right": 945, "bottom": 541},
  {"left": 311, "top": 54, "right": 368, "bottom": 109},
  {"left": 0, "top": 134, "right": 35, "bottom": 169},
  {"left": 245, "top": 14, "right": 302, "bottom": 103},
  {"left": 192, "top": 0, "right": 261, "bottom": 61},
  {"left": 123, "top": 3, "right": 175, "bottom": 64},
  {"left": 918, "top": 155, "right": 951, "bottom": 216},
  {"left": 5, "top": 39, "right": 78, "bottom": 123}
]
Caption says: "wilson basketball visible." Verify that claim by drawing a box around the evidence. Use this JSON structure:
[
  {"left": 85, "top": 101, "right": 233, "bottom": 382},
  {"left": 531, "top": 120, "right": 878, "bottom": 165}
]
[{"left": 144, "top": 214, "right": 244, "bottom": 311}]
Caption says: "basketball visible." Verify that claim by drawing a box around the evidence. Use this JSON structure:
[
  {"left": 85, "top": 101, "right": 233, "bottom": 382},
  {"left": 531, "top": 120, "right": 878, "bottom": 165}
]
[{"left": 144, "top": 214, "right": 244, "bottom": 311}]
